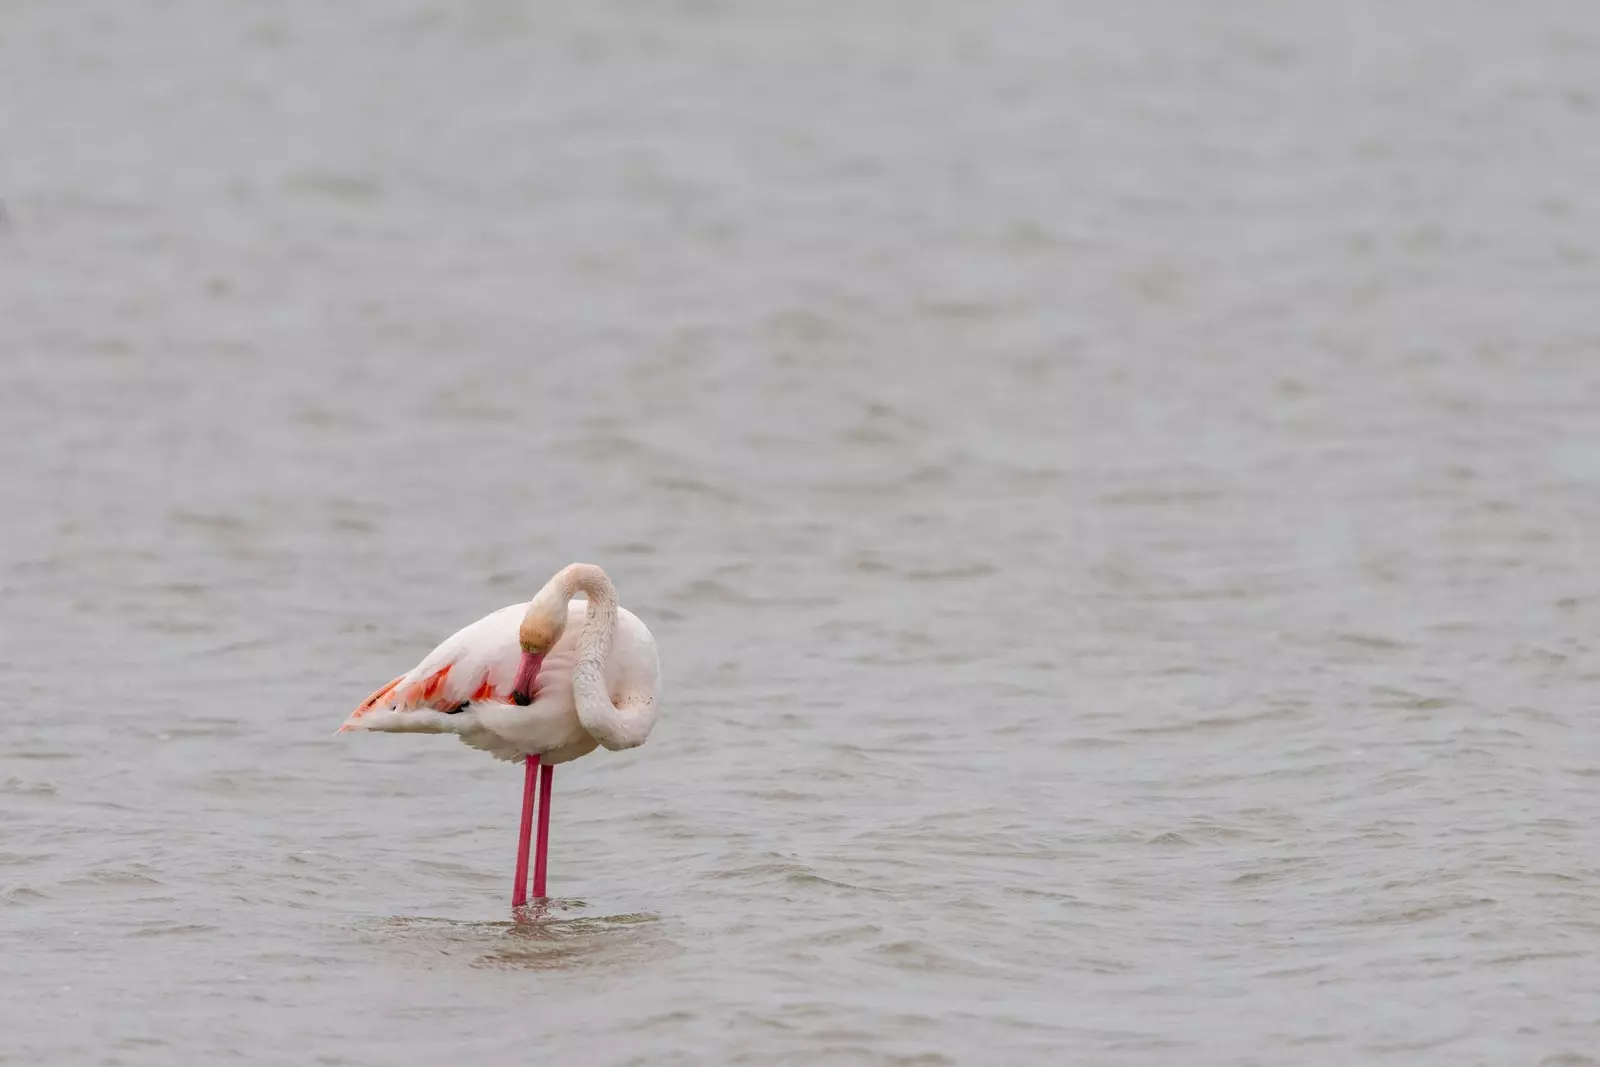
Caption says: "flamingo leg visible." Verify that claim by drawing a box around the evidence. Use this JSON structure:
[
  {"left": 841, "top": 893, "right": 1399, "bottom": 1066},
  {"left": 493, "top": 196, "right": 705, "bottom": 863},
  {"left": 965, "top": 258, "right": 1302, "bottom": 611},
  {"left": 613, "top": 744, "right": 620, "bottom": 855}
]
[
  {"left": 532, "top": 762, "right": 554, "bottom": 899},
  {"left": 512, "top": 755, "right": 538, "bottom": 908}
]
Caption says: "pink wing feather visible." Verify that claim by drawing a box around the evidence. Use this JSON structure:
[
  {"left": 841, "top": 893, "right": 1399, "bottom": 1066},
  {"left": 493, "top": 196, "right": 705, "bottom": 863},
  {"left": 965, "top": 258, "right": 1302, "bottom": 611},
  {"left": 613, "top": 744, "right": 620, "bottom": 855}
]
[{"left": 340, "top": 603, "right": 529, "bottom": 729}]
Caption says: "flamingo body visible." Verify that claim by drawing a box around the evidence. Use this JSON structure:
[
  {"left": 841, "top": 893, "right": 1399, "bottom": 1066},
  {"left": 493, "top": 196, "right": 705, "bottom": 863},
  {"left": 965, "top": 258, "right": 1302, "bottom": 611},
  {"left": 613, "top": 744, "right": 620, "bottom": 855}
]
[
  {"left": 339, "top": 563, "right": 660, "bottom": 905},
  {"left": 340, "top": 598, "right": 661, "bottom": 765}
]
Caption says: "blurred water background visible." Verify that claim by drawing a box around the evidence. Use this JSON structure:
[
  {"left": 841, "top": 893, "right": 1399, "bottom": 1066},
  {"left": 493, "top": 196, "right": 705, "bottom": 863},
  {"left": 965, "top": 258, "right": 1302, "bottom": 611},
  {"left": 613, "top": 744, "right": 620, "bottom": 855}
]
[{"left": 3, "top": 2, "right": 1600, "bottom": 1063}]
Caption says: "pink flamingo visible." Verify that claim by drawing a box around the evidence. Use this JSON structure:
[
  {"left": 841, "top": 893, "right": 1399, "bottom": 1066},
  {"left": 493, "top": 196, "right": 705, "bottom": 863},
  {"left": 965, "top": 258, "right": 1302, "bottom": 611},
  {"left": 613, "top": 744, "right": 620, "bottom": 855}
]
[{"left": 338, "top": 563, "right": 662, "bottom": 906}]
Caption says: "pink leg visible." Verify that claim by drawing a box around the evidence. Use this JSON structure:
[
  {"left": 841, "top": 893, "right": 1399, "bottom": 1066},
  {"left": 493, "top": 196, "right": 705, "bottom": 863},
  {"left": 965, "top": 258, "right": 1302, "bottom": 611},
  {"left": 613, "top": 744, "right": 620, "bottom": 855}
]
[
  {"left": 511, "top": 755, "right": 538, "bottom": 908},
  {"left": 532, "top": 762, "right": 554, "bottom": 899}
]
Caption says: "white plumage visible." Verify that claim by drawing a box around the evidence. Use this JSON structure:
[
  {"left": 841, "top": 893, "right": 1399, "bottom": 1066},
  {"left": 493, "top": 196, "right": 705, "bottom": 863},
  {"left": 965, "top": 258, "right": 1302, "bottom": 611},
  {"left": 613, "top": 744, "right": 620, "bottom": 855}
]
[
  {"left": 339, "top": 566, "right": 662, "bottom": 765},
  {"left": 339, "top": 562, "right": 660, "bottom": 905}
]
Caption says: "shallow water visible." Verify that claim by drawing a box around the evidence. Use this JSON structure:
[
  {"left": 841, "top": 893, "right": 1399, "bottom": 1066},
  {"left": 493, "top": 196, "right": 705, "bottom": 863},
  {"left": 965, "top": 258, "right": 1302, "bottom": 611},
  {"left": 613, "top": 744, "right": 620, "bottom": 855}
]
[{"left": 4, "top": 2, "right": 1600, "bottom": 1063}]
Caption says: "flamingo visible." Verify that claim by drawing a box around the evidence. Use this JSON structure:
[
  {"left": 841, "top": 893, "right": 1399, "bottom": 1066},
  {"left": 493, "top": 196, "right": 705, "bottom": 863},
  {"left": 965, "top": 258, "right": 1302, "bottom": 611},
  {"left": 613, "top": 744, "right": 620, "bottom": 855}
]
[{"left": 337, "top": 563, "right": 661, "bottom": 906}]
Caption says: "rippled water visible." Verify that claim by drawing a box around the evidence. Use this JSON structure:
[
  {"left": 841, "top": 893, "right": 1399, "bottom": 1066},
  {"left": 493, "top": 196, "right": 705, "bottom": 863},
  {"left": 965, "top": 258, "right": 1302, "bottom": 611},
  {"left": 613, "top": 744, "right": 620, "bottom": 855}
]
[{"left": 5, "top": 2, "right": 1600, "bottom": 1063}]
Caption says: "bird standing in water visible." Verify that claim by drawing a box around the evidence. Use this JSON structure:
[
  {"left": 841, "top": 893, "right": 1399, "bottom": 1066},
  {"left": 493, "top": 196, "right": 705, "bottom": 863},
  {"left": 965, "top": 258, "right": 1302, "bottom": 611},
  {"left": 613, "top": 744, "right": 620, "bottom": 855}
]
[{"left": 338, "top": 563, "right": 662, "bottom": 906}]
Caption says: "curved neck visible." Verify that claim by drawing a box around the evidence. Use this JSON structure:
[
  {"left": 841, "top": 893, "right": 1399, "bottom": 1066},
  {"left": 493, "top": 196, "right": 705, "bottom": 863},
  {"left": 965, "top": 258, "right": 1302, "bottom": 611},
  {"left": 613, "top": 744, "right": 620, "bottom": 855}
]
[{"left": 560, "top": 565, "right": 647, "bottom": 751}]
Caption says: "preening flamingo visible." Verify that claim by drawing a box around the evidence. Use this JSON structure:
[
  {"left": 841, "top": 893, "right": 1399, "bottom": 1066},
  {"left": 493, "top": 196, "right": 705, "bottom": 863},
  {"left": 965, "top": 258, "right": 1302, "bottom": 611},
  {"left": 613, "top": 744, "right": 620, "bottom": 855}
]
[{"left": 338, "top": 563, "right": 661, "bottom": 906}]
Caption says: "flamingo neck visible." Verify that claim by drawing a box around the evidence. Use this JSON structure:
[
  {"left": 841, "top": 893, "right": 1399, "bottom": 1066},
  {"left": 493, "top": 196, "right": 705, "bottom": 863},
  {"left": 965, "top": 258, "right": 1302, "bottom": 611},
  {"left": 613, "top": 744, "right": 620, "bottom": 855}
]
[{"left": 559, "top": 565, "right": 646, "bottom": 751}]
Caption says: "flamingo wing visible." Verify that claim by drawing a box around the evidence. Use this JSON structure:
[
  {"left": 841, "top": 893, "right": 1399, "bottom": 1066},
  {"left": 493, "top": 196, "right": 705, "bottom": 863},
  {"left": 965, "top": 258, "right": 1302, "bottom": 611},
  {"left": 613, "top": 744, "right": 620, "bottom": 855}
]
[{"left": 339, "top": 603, "right": 527, "bottom": 732}]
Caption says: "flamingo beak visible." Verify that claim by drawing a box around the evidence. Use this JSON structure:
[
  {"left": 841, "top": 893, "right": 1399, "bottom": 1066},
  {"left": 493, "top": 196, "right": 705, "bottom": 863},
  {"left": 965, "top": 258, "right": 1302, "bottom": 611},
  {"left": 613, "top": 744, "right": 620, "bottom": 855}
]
[{"left": 512, "top": 651, "right": 544, "bottom": 706}]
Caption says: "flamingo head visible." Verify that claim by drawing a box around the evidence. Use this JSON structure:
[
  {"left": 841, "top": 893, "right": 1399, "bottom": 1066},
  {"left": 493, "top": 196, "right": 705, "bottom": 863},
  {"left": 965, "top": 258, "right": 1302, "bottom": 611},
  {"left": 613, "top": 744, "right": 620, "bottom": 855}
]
[{"left": 513, "top": 590, "right": 568, "bottom": 705}]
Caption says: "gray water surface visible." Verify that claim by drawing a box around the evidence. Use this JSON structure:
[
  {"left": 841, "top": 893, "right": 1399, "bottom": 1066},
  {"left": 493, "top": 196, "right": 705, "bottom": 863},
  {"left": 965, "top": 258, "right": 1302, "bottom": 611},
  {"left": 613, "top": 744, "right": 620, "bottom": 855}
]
[{"left": 4, "top": 2, "right": 1600, "bottom": 1064}]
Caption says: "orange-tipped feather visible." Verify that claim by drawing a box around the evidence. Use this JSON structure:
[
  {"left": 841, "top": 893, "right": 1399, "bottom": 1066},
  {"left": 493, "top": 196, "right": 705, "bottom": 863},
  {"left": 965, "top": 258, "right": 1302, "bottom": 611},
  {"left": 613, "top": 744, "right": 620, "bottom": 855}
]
[
  {"left": 354, "top": 675, "right": 403, "bottom": 714},
  {"left": 421, "top": 664, "right": 451, "bottom": 700}
]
